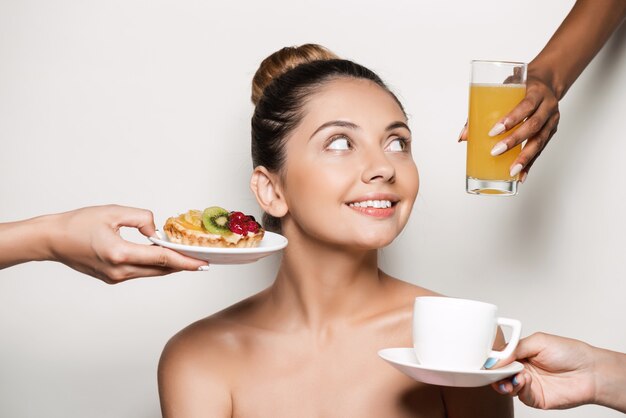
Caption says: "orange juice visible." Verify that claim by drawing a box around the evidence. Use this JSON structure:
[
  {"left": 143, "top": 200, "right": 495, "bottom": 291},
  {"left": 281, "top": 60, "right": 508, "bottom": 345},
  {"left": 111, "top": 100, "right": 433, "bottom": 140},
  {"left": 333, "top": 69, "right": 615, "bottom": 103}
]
[{"left": 467, "top": 83, "right": 525, "bottom": 181}]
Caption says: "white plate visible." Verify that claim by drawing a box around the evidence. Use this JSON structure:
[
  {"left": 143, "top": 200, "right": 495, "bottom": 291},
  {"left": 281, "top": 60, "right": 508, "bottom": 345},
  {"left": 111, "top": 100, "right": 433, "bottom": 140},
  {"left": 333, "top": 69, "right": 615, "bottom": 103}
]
[
  {"left": 149, "top": 230, "right": 288, "bottom": 265},
  {"left": 378, "top": 348, "right": 523, "bottom": 387}
]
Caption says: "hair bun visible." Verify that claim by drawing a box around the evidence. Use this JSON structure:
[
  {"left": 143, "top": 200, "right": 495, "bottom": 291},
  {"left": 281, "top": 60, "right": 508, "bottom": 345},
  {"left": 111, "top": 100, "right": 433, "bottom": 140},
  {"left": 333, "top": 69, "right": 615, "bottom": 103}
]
[{"left": 251, "top": 44, "right": 339, "bottom": 105}]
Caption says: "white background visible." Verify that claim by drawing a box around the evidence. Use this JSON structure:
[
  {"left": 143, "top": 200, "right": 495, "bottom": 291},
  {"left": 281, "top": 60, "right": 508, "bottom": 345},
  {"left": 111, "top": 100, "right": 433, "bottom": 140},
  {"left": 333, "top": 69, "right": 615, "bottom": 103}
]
[{"left": 1, "top": 1, "right": 625, "bottom": 417}]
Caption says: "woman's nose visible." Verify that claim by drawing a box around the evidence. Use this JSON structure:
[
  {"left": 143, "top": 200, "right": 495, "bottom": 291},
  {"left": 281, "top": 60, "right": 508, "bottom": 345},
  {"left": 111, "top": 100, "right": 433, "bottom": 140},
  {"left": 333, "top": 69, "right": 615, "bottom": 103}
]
[{"left": 361, "top": 148, "right": 396, "bottom": 184}]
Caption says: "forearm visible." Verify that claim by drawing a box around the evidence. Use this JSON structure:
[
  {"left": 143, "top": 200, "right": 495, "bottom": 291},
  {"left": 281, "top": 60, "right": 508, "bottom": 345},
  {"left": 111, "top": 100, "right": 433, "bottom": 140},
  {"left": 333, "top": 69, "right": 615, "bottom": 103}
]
[
  {"left": 530, "top": 0, "right": 626, "bottom": 99},
  {"left": 594, "top": 346, "right": 626, "bottom": 413},
  {"left": 0, "top": 214, "right": 56, "bottom": 269}
]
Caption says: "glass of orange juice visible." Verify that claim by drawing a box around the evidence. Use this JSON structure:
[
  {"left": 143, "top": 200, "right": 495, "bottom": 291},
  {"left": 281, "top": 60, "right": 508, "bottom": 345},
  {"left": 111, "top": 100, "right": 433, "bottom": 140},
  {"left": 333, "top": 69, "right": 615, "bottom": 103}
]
[{"left": 466, "top": 60, "right": 527, "bottom": 196}]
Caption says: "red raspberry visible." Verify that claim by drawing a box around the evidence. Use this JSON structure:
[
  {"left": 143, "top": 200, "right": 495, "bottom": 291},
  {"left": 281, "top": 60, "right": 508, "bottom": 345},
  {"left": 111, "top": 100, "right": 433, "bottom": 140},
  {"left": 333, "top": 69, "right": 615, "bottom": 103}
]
[
  {"left": 246, "top": 221, "right": 260, "bottom": 233},
  {"left": 228, "top": 221, "right": 247, "bottom": 236},
  {"left": 229, "top": 211, "right": 246, "bottom": 222}
]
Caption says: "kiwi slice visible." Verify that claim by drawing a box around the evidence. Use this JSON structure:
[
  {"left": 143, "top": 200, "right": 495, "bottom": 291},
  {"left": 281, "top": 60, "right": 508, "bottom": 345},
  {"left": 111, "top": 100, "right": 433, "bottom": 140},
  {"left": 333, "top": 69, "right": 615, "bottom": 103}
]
[{"left": 202, "top": 206, "right": 231, "bottom": 236}]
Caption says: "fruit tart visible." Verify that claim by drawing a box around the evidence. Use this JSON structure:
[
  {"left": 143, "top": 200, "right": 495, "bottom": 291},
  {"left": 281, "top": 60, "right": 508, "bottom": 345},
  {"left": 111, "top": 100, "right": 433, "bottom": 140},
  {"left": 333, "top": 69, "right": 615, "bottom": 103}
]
[{"left": 164, "top": 207, "right": 264, "bottom": 248}]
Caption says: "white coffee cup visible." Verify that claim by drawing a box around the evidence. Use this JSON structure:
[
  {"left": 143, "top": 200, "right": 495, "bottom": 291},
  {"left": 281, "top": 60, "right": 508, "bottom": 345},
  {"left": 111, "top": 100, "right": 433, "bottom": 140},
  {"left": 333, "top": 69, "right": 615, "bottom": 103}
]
[{"left": 413, "top": 296, "right": 522, "bottom": 371}]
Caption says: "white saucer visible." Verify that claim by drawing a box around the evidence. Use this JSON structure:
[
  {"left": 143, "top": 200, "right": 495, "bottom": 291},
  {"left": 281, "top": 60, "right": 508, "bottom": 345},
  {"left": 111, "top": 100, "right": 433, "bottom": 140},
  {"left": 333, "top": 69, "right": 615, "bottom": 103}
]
[
  {"left": 378, "top": 348, "right": 523, "bottom": 387},
  {"left": 149, "top": 230, "right": 288, "bottom": 265}
]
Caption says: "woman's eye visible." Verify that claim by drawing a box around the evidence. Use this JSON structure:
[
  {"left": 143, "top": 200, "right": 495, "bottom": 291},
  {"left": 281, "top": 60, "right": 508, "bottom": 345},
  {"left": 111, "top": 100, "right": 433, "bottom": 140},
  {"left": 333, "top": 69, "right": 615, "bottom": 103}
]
[
  {"left": 326, "top": 136, "right": 351, "bottom": 151},
  {"left": 386, "top": 138, "right": 407, "bottom": 152}
]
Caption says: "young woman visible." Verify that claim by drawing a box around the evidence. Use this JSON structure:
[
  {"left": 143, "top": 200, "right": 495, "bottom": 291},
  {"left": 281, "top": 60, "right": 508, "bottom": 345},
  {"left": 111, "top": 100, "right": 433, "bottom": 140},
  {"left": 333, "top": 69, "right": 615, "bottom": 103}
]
[{"left": 158, "top": 44, "right": 513, "bottom": 418}]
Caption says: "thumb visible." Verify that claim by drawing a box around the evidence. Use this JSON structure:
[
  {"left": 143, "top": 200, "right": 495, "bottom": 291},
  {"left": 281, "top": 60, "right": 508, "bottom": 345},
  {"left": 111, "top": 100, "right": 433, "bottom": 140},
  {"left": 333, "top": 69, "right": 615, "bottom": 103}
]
[{"left": 458, "top": 122, "right": 468, "bottom": 142}]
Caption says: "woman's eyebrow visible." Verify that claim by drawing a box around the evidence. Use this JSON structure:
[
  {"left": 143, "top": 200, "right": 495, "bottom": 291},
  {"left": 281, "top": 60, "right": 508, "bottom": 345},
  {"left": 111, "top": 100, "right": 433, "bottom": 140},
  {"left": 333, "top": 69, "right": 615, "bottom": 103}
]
[
  {"left": 386, "top": 121, "right": 411, "bottom": 132},
  {"left": 310, "top": 120, "right": 359, "bottom": 139}
]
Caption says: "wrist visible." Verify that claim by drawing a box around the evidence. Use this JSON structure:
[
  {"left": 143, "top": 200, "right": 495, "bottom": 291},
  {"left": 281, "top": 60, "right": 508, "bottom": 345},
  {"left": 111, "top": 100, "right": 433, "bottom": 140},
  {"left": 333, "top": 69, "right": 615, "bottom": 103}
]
[
  {"left": 29, "top": 214, "right": 59, "bottom": 263},
  {"left": 0, "top": 214, "right": 57, "bottom": 268},
  {"left": 592, "top": 346, "right": 626, "bottom": 412},
  {"left": 527, "top": 60, "right": 566, "bottom": 101}
]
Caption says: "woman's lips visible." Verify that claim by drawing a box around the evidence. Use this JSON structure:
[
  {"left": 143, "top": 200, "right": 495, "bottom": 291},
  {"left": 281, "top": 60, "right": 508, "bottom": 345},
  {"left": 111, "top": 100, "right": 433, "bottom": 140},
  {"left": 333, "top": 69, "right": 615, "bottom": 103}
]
[{"left": 346, "top": 199, "right": 397, "bottom": 218}]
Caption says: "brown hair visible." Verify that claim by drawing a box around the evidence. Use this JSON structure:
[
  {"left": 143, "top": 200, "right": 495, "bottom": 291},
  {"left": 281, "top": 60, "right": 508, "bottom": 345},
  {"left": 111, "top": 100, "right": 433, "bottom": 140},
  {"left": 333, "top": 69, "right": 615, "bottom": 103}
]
[
  {"left": 251, "top": 44, "right": 339, "bottom": 106},
  {"left": 250, "top": 44, "right": 404, "bottom": 232}
]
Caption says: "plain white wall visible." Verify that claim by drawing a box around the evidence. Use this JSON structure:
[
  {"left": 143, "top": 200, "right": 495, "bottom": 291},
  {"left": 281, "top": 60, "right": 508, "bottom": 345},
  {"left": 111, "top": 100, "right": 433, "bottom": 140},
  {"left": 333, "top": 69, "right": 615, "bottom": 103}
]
[{"left": 1, "top": 1, "right": 625, "bottom": 417}]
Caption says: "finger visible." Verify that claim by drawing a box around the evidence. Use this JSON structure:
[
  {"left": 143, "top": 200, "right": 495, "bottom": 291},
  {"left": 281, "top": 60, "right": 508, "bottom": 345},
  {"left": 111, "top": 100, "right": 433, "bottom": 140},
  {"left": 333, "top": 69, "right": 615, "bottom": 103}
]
[
  {"left": 509, "top": 373, "right": 526, "bottom": 397},
  {"left": 491, "top": 382, "right": 502, "bottom": 394},
  {"left": 496, "top": 380, "right": 514, "bottom": 395},
  {"left": 107, "top": 241, "right": 207, "bottom": 270},
  {"left": 509, "top": 137, "right": 542, "bottom": 178},
  {"left": 110, "top": 206, "right": 158, "bottom": 237},
  {"left": 519, "top": 123, "right": 557, "bottom": 183},
  {"left": 458, "top": 122, "right": 468, "bottom": 142},
  {"left": 490, "top": 98, "right": 556, "bottom": 157},
  {"left": 502, "top": 67, "right": 523, "bottom": 85},
  {"left": 491, "top": 381, "right": 507, "bottom": 395},
  {"left": 519, "top": 171, "right": 528, "bottom": 184},
  {"left": 518, "top": 148, "right": 544, "bottom": 183},
  {"left": 515, "top": 372, "right": 538, "bottom": 408},
  {"left": 509, "top": 113, "right": 558, "bottom": 177},
  {"left": 488, "top": 89, "right": 544, "bottom": 137},
  {"left": 101, "top": 265, "right": 180, "bottom": 284}
]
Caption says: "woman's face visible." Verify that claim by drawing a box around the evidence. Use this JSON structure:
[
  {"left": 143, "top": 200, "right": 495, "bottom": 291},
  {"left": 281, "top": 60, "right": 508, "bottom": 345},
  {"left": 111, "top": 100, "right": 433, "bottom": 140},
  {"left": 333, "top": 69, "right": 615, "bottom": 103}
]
[{"left": 280, "top": 77, "right": 419, "bottom": 249}]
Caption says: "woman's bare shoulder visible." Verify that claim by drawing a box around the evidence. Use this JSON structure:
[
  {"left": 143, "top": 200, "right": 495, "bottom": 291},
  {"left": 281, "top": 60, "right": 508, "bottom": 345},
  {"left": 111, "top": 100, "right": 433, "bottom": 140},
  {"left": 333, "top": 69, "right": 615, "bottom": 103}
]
[
  {"left": 162, "top": 291, "right": 267, "bottom": 364},
  {"left": 383, "top": 274, "right": 444, "bottom": 302},
  {"left": 157, "top": 292, "right": 268, "bottom": 416},
  {"left": 365, "top": 273, "right": 445, "bottom": 325}
]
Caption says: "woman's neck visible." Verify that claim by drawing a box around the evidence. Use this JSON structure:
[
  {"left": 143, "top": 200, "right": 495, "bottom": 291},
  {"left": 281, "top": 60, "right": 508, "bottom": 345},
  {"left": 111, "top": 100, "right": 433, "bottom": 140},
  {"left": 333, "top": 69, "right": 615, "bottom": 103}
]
[{"left": 267, "top": 229, "right": 388, "bottom": 332}]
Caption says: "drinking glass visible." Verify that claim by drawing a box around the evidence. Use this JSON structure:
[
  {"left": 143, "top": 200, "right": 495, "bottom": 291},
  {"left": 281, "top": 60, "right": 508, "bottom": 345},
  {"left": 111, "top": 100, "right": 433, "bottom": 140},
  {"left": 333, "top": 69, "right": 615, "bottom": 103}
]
[{"left": 466, "top": 60, "right": 527, "bottom": 196}]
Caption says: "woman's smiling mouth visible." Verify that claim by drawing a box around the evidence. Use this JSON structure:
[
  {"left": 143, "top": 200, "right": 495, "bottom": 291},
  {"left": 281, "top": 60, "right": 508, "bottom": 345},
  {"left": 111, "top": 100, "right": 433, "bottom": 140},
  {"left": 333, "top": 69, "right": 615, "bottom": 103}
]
[
  {"left": 346, "top": 195, "right": 399, "bottom": 218},
  {"left": 348, "top": 200, "right": 393, "bottom": 209}
]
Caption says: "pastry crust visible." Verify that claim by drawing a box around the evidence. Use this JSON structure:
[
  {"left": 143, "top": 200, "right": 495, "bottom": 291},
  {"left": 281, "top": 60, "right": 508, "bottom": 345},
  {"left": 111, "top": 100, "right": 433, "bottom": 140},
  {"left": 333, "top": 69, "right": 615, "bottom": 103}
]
[{"left": 164, "top": 216, "right": 264, "bottom": 248}]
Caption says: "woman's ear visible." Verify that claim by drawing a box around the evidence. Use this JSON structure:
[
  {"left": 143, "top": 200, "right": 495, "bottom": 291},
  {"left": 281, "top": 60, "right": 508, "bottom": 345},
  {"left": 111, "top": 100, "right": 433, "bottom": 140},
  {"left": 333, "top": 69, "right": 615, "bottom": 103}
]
[{"left": 250, "top": 166, "right": 288, "bottom": 218}]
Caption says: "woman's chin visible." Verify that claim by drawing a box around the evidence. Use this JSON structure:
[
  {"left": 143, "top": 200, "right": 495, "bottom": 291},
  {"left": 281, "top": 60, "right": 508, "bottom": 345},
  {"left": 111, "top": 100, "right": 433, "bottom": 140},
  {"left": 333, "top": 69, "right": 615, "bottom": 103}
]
[{"left": 349, "top": 232, "right": 397, "bottom": 250}]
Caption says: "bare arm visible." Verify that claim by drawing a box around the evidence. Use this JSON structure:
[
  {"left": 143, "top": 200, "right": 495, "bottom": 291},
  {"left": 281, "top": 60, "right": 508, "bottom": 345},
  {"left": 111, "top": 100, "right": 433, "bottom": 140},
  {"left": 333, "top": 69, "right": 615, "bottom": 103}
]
[
  {"left": 531, "top": 0, "right": 626, "bottom": 100},
  {"left": 494, "top": 0, "right": 626, "bottom": 178},
  {"left": 594, "top": 345, "right": 626, "bottom": 412},
  {"left": 0, "top": 215, "right": 52, "bottom": 269},
  {"left": 0, "top": 205, "right": 206, "bottom": 283},
  {"left": 459, "top": 0, "right": 626, "bottom": 180}
]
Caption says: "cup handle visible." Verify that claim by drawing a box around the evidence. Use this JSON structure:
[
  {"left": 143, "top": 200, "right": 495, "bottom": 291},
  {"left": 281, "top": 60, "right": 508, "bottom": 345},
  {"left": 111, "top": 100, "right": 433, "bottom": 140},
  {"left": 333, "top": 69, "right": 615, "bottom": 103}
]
[{"left": 488, "top": 317, "right": 522, "bottom": 360}]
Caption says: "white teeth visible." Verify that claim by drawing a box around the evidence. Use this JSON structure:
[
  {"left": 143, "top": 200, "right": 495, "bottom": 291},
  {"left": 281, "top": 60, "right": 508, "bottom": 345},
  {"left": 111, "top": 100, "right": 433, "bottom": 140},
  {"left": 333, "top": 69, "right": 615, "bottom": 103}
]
[{"left": 349, "top": 200, "right": 393, "bottom": 208}]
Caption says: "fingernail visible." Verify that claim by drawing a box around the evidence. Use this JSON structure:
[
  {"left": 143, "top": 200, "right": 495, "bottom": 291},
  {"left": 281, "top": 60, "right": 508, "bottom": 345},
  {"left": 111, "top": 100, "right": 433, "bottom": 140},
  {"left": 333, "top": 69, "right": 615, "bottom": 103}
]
[
  {"left": 499, "top": 383, "right": 508, "bottom": 393},
  {"left": 457, "top": 126, "right": 466, "bottom": 142},
  {"left": 520, "top": 171, "right": 528, "bottom": 184},
  {"left": 490, "top": 142, "right": 507, "bottom": 156},
  {"left": 197, "top": 265, "right": 210, "bottom": 271},
  {"left": 484, "top": 357, "right": 497, "bottom": 369},
  {"left": 512, "top": 375, "right": 520, "bottom": 386},
  {"left": 510, "top": 164, "right": 523, "bottom": 177},
  {"left": 488, "top": 122, "right": 506, "bottom": 137}
]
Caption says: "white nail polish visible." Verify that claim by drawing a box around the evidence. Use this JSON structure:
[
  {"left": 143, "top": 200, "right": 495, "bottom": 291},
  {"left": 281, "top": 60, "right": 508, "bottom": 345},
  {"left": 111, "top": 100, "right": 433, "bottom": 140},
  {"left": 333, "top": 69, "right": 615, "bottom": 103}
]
[
  {"left": 197, "top": 265, "right": 210, "bottom": 271},
  {"left": 490, "top": 142, "right": 507, "bottom": 156},
  {"left": 488, "top": 122, "right": 506, "bottom": 137},
  {"left": 510, "top": 164, "right": 523, "bottom": 177}
]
